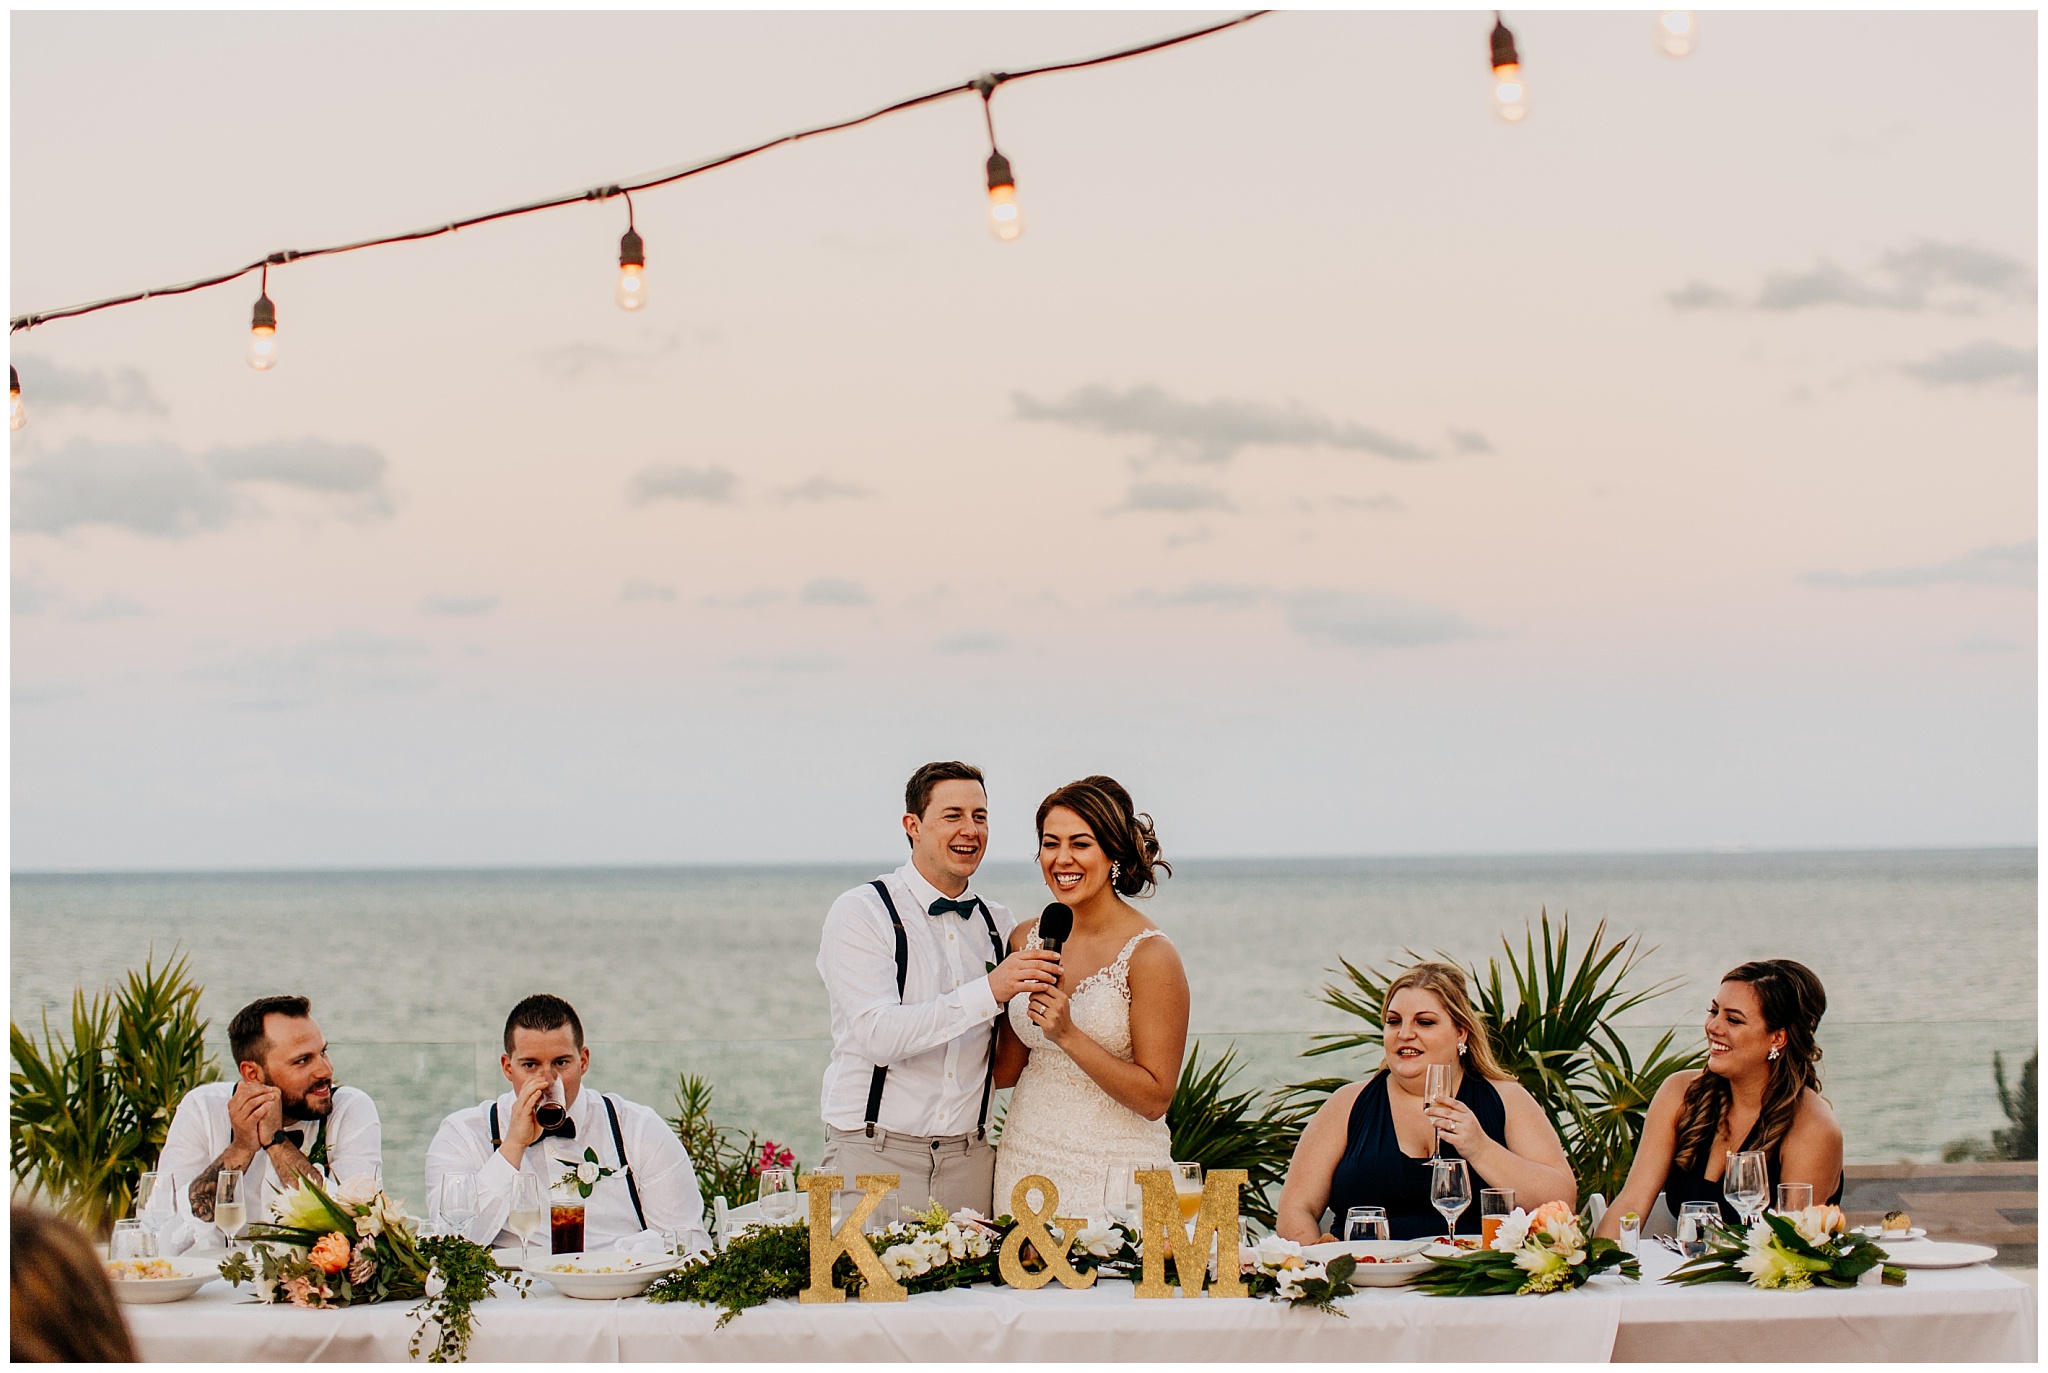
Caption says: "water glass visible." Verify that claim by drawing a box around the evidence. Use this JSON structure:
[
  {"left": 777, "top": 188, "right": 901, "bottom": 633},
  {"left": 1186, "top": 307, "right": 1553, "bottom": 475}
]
[
  {"left": 110, "top": 1218, "right": 157, "bottom": 1262},
  {"left": 1677, "top": 1201, "right": 1722, "bottom": 1258},
  {"left": 1429, "top": 1158, "right": 1471, "bottom": 1240},
  {"left": 757, "top": 1167, "right": 799, "bottom": 1222},
  {"left": 134, "top": 1171, "right": 161, "bottom": 1231},
  {"left": 1424, "top": 1064, "right": 1452, "bottom": 1158},
  {"left": 1103, "top": 1162, "right": 1140, "bottom": 1226},
  {"left": 1344, "top": 1206, "right": 1389, "bottom": 1242},
  {"left": 1774, "top": 1182, "right": 1813, "bottom": 1215},
  {"left": 1479, "top": 1187, "right": 1515, "bottom": 1246},
  {"left": 1722, "top": 1151, "right": 1770, "bottom": 1227},
  {"left": 865, "top": 1191, "right": 901, "bottom": 1235}
]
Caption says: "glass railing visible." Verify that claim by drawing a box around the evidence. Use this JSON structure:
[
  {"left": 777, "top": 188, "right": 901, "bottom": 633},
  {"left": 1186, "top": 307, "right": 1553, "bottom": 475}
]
[{"left": 200, "top": 1021, "right": 2037, "bottom": 1216}]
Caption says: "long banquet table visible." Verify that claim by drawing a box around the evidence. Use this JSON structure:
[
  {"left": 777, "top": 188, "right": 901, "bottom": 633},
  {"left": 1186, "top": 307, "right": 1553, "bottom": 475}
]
[{"left": 125, "top": 1245, "right": 2036, "bottom": 1363}]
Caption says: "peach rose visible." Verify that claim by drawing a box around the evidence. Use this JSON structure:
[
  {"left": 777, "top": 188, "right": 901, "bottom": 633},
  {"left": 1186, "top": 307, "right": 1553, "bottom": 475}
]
[{"left": 309, "top": 1231, "right": 353, "bottom": 1275}]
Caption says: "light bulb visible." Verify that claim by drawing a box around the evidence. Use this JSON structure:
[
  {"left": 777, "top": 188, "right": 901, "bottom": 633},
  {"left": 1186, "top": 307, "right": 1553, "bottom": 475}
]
[
  {"left": 1657, "top": 10, "right": 1695, "bottom": 57},
  {"left": 9, "top": 366, "right": 24, "bottom": 431},
  {"left": 986, "top": 151, "right": 1023, "bottom": 242},
  {"left": 1491, "top": 63, "right": 1528, "bottom": 122},
  {"left": 246, "top": 292, "right": 279, "bottom": 371},
  {"left": 615, "top": 227, "right": 647, "bottom": 311}
]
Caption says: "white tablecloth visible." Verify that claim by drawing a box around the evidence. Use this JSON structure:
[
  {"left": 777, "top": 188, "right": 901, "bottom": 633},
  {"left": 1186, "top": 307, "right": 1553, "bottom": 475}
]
[{"left": 125, "top": 1247, "right": 2035, "bottom": 1363}]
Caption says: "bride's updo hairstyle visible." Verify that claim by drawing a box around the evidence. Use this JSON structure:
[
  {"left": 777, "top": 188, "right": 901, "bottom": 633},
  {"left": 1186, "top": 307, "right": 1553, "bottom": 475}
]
[
  {"left": 1672, "top": 959, "right": 1827, "bottom": 1172},
  {"left": 1034, "top": 775, "right": 1170, "bottom": 899}
]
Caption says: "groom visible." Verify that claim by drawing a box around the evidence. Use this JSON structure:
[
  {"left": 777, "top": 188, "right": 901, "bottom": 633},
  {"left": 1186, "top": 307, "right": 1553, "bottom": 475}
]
[{"left": 816, "top": 761, "right": 1060, "bottom": 1214}]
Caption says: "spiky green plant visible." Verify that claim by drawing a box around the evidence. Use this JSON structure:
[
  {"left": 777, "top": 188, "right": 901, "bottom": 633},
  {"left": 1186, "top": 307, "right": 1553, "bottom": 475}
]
[
  {"left": 667, "top": 1072, "right": 800, "bottom": 1226},
  {"left": 1165, "top": 1041, "right": 1314, "bottom": 1228},
  {"left": 1992, "top": 1049, "right": 2037, "bottom": 1162},
  {"left": 1292, "top": 912, "right": 1704, "bottom": 1205},
  {"left": 10, "top": 950, "right": 219, "bottom": 1236}
]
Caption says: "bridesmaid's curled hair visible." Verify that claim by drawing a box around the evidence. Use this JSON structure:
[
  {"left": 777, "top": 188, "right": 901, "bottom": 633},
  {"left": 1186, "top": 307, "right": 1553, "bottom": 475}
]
[
  {"left": 1035, "top": 775, "right": 1170, "bottom": 898},
  {"left": 1672, "top": 959, "right": 1828, "bottom": 1172}
]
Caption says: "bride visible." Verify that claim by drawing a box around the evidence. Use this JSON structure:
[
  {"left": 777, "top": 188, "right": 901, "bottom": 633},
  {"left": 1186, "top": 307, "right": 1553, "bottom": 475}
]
[{"left": 992, "top": 776, "right": 1190, "bottom": 1221}]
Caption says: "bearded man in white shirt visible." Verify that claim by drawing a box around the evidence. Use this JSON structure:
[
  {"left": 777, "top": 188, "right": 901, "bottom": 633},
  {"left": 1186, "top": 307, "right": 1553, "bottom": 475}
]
[
  {"left": 425, "top": 994, "right": 711, "bottom": 1255},
  {"left": 152, "top": 995, "right": 383, "bottom": 1233},
  {"left": 816, "top": 761, "right": 1061, "bottom": 1215}
]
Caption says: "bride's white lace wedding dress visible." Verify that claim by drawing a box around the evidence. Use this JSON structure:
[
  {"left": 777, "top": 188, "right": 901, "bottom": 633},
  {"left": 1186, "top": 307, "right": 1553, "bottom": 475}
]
[{"left": 993, "top": 927, "right": 1175, "bottom": 1222}]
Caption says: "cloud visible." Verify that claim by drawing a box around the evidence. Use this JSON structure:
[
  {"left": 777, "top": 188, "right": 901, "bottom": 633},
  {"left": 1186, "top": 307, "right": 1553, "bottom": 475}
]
[
  {"left": 1956, "top": 634, "right": 2024, "bottom": 654},
  {"left": 1013, "top": 383, "right": 1435, "bottom": 464},
  {"left": 14, "top": 680, "right": 86, "bottom": 705},
  {"left": 798, "top": 576, "right": 873, "bottom": 607},
  {"left": 536, "top": 331, "right": 686, "bottom": 380},
  {"left": 627, "top": 463, "right": 738, "bottom": 506},
  {"left": 620, "top": 579, "right": 676, "bottom": 604},
  {"left": 70, "top": 595, "right": 149, "bottom": 622},
  {"left": 1116, "top": 481, "right": 1237, "bottom": 514},
  {"left": 1447, "top": 429, "right": 1494, "bottom": 455},
  {"left": 778, "top": 476, "right": 876, "bottom": 503},
  {"left": 1900, "top": 340, "right": 2036, "bottom": 390},
  {"left": 9, "top": 357, "right": 168, "bottom": 415},
  {"left": 936, "top": 630, "right": 1007, "bottom": 653},
  {"left": 12, "top": 436, "right": 396, "bottom": 537},
  {"left": 14, "top": 440, "right": 236, "bottom": 536},
  {"left": 1133, "top": 581, "right": 1269, "bottom": 609},
  {"left": 1328, "top": 493, "right": 1404, "bottom": 512},
  {"left": 13, "top": 568, "right": 60, "bottom": 616},
  {"left": 1284, "top": 590, "right": 1488, "bottom": 649},
  {"left": 1670, "top": 239, "right": 2035, "bottom": 315},
  {"left": 190, "top": 632, "right": 432, "bottom": 709},
  {"left": 1802, "top": 540, "right": 2035, "bottom": 589},
  {"left": 419, "top": 593, "right": 500, "bottom": 617}
]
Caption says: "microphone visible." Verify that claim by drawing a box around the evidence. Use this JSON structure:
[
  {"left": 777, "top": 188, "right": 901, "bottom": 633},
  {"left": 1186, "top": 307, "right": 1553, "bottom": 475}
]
[{"left": 1036, "top": 902, "right": 1074, "bottom": 956}]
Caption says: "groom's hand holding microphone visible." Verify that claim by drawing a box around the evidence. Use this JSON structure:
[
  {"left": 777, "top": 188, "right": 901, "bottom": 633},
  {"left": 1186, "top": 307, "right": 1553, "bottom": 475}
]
[{"left": 989, "top": 904, "right": 1064, "bottom": 1005}]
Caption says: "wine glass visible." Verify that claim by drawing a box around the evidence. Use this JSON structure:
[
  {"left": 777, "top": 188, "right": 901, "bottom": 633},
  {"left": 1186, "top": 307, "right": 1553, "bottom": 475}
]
[
  {"left": 1429, "top": 1158, "right": 1471, "bottom": 1242},
  {"left": 1172, "top": 1162, "right": 1204, "bottom": 1228},
  {"left": 134, "top": 1171, "right": 163, "bottom": 1236},
  {"left": 215, "top": 1169, "right": 248, "bottom": 1250},
  {"left": 757, "top": 1167, "right": 799, "bottom": 1222},
  {"left": 1344, "top": 1206, "right": 1389, "bottom": 1242},
  {"left": 1424, "top": 1064, "right": 1452, "bottom": 1159},
  {"left": 439, "top": 1171, "right": 477, "bottom": 1241},
  {"left": 1103, "top": 1162, "right": 1139, "bottom": 1227},
  {"left": 508, "top": 1173, "right": 546, "bottom": 1262},
  {"left": 1774, "top": 1182, "right": 1813, "bottom": 1215},
  {"left": 1722, "top": 1151, "right": 1769, "bottom": 1228}
]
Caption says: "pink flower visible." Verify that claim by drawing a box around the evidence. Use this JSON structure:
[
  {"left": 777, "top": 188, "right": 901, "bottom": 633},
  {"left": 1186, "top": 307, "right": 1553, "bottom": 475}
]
[
  {"left": 309, "top": 1232, "right": 353, "bottom": 1275},
  {"left": 348, "top": 1239, "right": 378, "bottom": 1285},
  {"left": 281, "top": 1275, "right": 327, "bottom": 1308},
  {"left": 752, "top": 1141, "right": 795, "bottom": 1176}
]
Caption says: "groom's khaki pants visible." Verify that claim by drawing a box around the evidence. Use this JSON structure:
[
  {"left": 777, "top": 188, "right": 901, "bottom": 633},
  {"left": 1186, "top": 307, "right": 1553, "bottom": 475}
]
[{"left": 818, "top": 1126, "right": 996, "bottom": 1217}]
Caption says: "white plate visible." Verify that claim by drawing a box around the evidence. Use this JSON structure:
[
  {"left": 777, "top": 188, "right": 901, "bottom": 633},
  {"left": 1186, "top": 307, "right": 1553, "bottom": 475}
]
[
  {"left": 107, "top": 1257, "right": 219, "bottom": 1304},
  {"left": 490, "top": 1246, "right": 527, "bottom": 1270},
  {"left": 1302, "top": 1240, "right": 1437, "bottom": 1287},
  {"left": 1880, "top": 1240, "right": 1997, "bottom": 1269},
  {"left": 531, "top": 1250, "right": 684, "bottom": 1299},
  {"left": 1856, "top": 1226, "right": 1927, "bottom": 1243}
]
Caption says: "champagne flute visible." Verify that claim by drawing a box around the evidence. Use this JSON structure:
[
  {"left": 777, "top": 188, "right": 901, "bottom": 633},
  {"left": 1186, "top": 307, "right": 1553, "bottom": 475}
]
[
  {"left": 1722, "top": 1151, "right": 1769, "bottom": 1228},
  {"left": 1172, "top": 1162, "right": 1204, "bottom": 1226},
  {"left": 1429, "top": 1158, "right": 1471, "bottom": 1243},
  {"left": 215, "top": 1169, "right": 248, "bottom": 1250},
  {"left": 1424, "top": 1064, "right": 1452, "bottom": 1159},
  {"left": 757, "top": 1167, "right": 799, "bottom": 1222},
  {"left": 507, "top": 1173, "right": 546, "bottom": 1264}
]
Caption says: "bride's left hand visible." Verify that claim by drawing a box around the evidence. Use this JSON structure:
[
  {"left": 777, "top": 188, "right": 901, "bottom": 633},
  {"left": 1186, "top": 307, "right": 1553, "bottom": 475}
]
[{"left": 1027, "top": 983, "right": 1076, "bottom": 1047}]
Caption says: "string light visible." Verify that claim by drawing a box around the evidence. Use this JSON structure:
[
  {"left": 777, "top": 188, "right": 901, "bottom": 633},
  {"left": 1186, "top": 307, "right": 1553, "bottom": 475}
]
[
  {"left": 1657, "top": 11, "right": 1696, "bottom": 58},
  {"left": 9, "top": 366, "right": 24, "bottom": 431},
  {"left": 975, "top": 76, "right": 1023, "bottom": 242},
  {"left": 246, "top": 264, "right": 279, "bottom": 371},
  {"left": 613, "top": 191, "right": 648, "bottom": 311},
  {"left": 1489, "top": 13, "right": 1527, "bottom": 123}
]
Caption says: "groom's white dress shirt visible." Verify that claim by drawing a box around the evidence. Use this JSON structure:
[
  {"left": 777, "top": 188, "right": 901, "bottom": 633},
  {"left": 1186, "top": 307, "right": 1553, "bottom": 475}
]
[
  {"left": 425, "top": 1085, "right": 710, "bottom": 1255},
  {"left": 818, "top": 862, "right": 1017, "bottom": 1136}
]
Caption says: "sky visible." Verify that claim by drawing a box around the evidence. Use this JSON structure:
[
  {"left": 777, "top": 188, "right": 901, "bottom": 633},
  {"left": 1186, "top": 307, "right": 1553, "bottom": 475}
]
[{"left": 9, "top": 9, "right": 2037, "bottom": 870}]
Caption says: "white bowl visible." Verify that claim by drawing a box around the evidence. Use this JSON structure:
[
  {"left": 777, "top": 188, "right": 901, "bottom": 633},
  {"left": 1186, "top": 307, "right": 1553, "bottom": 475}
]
[
  {"left": 106, "top": 1257, "right": 219, "bottom": 1304},
  {"left": 530, "top": 1250, "right": 685, "bottom": 1299},
  {"left": 1302, "top": 1239, "right": 1437, "bottom": 1287}
]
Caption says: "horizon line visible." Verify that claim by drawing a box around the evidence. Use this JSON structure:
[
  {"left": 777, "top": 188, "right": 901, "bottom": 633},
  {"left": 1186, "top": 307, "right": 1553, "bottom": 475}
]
[{"left": 10, "top": 840, "right": 2036, "bottom": 879}]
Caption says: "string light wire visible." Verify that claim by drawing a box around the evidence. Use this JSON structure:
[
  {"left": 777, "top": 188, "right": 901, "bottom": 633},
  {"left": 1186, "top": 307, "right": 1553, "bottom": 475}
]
[{"left": 10, "top": 10, "right": 1270, "bottom": 335}]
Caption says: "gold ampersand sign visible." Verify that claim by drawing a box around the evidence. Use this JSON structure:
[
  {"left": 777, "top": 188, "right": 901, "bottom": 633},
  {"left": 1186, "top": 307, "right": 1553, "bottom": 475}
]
[
  {"left": 997, "top": 1174, "right": 1096, "bottom": 1290},
  {"left": 1132, "top": 1167, "right": 1249, "bottom": 1299},
  {"left": 796, "top": 1172, "right": 907, "bottom": 1303}
]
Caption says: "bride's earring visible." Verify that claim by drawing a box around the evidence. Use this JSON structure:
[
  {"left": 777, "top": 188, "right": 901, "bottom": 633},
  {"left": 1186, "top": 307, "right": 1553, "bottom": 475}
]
[
  {"left": 1768, "top": 1044, "right": 1780, "bottom": 1061},
  {"left": 1109, "top": 861, "right": 1121, "bottom": 885}
]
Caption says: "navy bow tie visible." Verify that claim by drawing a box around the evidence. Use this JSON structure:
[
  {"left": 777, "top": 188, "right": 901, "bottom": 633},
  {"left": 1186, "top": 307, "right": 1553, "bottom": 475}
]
[
  {"left": 541, "top": 1117, "right": 577, "bottom": 1141},
  {"left": 272, "top": 1128, "right": 303, "bottom": 1149},
  {"left": 928, "top": 896, "right": 982, "bottom": 919}
]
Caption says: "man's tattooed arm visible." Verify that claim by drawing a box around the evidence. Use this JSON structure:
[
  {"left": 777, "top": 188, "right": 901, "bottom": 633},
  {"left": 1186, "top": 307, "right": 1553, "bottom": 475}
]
[
  {"left": 265, "top": 1138, "right": 321, "bottom": 1190},
  {"left": 188, "top": 1148, "right": 235, "bottom": 1220}
]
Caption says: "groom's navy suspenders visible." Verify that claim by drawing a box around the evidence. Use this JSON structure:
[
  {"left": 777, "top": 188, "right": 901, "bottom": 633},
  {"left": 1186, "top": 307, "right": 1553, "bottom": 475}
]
[
  {"left": 864, "top": 878, "right": 1004, "bottom": 1142},
  {"left": 488, "top": 1093, "right": 646, "bottom": 1231}
]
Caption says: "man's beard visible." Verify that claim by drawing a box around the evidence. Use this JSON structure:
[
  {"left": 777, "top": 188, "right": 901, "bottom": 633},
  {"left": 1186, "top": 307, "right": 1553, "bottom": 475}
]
[{"left": 276, "top": 1078, "right": 335, "bottom": 1120}]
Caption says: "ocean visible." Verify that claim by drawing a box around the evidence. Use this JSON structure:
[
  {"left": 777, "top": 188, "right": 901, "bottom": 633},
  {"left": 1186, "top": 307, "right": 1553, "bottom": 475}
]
[{"left": 11, "top": 848, "right": 2036, "bottom": 1212}]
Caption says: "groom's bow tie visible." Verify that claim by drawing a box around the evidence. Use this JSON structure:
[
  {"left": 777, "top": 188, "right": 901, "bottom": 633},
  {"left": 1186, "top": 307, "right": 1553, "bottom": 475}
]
[
  {"left": 540, "top": 1118, "right": 577, "bottom": 1141},
  {"left": 272, "top": 1128, "right": 304, "bottom": 1149},
  {"left": 927, "top": 896, "right": 982, "bottom": 919}
]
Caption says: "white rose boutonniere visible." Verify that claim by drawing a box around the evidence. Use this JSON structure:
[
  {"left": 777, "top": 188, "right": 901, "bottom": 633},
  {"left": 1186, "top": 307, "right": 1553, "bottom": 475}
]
[{"left": 554, "top": 1146, "right": 622, "bottom": 1199}]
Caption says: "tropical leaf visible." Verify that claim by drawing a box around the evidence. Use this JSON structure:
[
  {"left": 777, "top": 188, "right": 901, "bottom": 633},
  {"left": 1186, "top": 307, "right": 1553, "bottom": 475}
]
[{"left": 1164, "top": 1041, "right": 1312, "bottom": 1228}]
